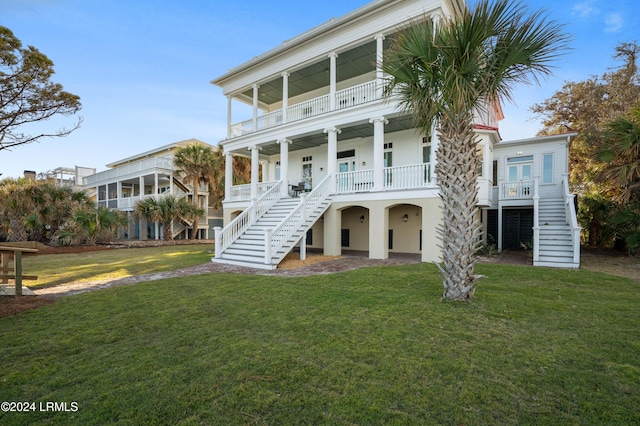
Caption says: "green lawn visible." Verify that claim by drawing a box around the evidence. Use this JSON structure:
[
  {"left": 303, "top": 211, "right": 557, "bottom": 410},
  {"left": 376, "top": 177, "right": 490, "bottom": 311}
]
[
  {"left": 21, "top": 244, "right": 213, "bottom": 288},
  {"left": 1, "top": 262, "right": 639, "bottom": 425}
]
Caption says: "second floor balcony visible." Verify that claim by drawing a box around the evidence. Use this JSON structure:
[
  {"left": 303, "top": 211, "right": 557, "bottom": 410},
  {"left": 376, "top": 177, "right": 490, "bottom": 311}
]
[{"left": 230, "top": 80, "right": 381, "bottom": 138}]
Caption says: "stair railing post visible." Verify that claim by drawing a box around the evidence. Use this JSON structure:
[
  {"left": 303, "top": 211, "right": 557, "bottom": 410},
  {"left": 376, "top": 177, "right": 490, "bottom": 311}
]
[
  {"left": 533, "top": 177, "right": 540, "bottom": 264},
  {"left": 264, "top": 228, "right": 272, "bottom": 265},
  {"left": 214, "top": 227, "right": 222, "bottom": 258}
]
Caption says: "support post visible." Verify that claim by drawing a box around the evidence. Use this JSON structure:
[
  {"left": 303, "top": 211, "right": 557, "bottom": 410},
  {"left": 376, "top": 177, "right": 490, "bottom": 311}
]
[
  {"left": 375, "top": 34, "right": 385, "bottom": 98},
  {"left": 324, "top": 127, "right": 340, "bottom": 194},
  {"left": 282, "top": 72, "right": 289, "bottom": 123},
  {"left": 214, "top": 227, "right": 222, "bottom": 258},
  {"left": 252, "top": 84, "right": 259, "bottom": 132},
  {"left": 264, "top": 229, "right": 272, "bottom": 265},
  {"left": 329, "top": 52, "right": 338, "bottom": 110},
  {"left": 278, "top": 139, "right": 291, "bottom": 197},
  {"left": 370, "top": 116, "right": 387, "bottom": 191},
  {"left": 227, "top": 95, "right": 232, "bottom": 139},
  {"left": 250, "top": 145, "right": 261, "bottom": 200},
  {"left": 225, "top": 152, "right": 233, "bottom": 201}
]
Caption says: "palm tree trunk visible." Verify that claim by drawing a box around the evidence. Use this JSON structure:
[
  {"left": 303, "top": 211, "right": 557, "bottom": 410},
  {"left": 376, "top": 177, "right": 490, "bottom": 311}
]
[{"left": 434, "top": 116, "right": 481, "bottom": 301}]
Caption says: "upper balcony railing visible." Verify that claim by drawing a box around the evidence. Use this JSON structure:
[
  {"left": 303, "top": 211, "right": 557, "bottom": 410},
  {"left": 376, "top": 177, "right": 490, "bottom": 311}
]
[
  {"left": 230, "top": 80, "right": 379, "bottom": 138},
  {"left": 83, "top": 157, "right": 174, "bottom": 186}
]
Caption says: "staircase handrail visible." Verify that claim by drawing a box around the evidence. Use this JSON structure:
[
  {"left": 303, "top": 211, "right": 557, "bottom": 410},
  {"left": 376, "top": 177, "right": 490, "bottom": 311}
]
[
  {"left": 562, "top": 174, "right": 581, "bottom": 265},
  {"left": 265, "top": 175, "right": 331, "bottom": 264},
  {"left": 215, "top": 181, "right": 282, "bottom": 256},
  {"left": 533, "top": 177, "right": 540, "bottom": 263}
]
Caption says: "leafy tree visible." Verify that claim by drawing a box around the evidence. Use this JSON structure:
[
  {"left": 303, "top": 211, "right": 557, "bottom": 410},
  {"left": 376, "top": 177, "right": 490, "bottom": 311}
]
[
  {"left": 134, "top": 195, "right": 202, "bottom": 241},
  {"left": 383, "top": 0, "right": 569, "bottom": 300},
  {"left": 532, "top": 42, "right": 640, "bottom": 196},
  {"left": 173, "top": 142, "right": 219, "bottom": 239},
  {"left": 0, "top": 26, "right": 82, "bottom": 152}
]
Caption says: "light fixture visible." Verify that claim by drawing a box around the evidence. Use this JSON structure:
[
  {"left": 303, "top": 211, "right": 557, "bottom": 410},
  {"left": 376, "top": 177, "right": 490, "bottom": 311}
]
[
  {"left": 403, "top": 214, "right": 409, "bottom": 222},
  {"left": 361, "top": 161, "right": 366, "bottom": 166},
  {"left": 360, "top": 215, "right": 365, "bottom": 223},
  {"left": 517, "top": 151, "right": 523, "bottom": 155}
]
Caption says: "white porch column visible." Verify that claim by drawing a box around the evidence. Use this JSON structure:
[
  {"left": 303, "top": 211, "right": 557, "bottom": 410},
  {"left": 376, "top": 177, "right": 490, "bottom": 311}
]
[
  {"left": 250, "top": 145, "right": 261, "bottom": 201},
  {"left": 375, "top": 34, "right": 385, "bottom": 98},
  {"left": 260, "top": 160, "right": 268, "bottom": 182},
  {"left": 369, "top": 206, "right": 388, "bottom": 259},
  {"left": 224, "top": 152, "right": 233, "bottom": 201},
  {"left": 252, "top": 84, "right": 260, "bottom": 132},
  {"left": 370, "top": 116, "right": 388, "bottom": 191},
  {"left": 421, "top": 198, "right": 443, "bottom": 262},
  {"left": 277, "top": 139, "right": 291, "bottom": 197},
  {"left": 154, "top": 172, "right": 159, "bottom": 195},
  {"left": 323, "top": 207, "right": 342, "bottom": 256},
  {"left": 324, "top": 127, "right": 340, "bottom": 194},
  {"left": 227, "top": 95, "right": 232, "bottom": 139},
  {"left": 329, "top": 52, "right": 338, "bottom": 110},
  {"left": 282, "top": 72, "right": 289, "bottom": 123},
  {"left": 430, "top": 121, "right": 439, "bottom": 185}
]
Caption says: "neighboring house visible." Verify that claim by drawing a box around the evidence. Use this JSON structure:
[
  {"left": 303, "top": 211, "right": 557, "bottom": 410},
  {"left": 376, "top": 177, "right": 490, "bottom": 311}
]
[
  {"left": 81, "top": 139, "right": 215, "bottom": 240},
  {"left": 210, "top": 0, "right": 580, "bottom": 269},
  {"left": 43, "top": 166, "right": 96, "bottom": 189}
]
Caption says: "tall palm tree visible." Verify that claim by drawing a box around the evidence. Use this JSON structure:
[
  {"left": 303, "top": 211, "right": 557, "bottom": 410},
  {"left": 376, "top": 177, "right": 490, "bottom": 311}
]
[
  {"left": 173, "top": 142, "right": 219, "bottom": 239},
  {"left": 383, "top": 0, "right": 569, "bottom": 300}
]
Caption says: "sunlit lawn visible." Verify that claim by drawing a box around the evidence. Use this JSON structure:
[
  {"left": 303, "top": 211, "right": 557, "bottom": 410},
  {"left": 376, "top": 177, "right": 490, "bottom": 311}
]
[
  {"left": 21, "top": 244, "right": 213, "bottom": 288},
  {"left": 1, "top": 261, "right": 639, "bottom": 425}
]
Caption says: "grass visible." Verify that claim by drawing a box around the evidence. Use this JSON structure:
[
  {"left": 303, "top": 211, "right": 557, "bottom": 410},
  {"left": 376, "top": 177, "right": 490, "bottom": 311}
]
[
  {"left": 20, "top": 244, "right": 213, "bottom": 288},
  {"left": 1, "top": 262, "right": 639, "bottom": 425}
]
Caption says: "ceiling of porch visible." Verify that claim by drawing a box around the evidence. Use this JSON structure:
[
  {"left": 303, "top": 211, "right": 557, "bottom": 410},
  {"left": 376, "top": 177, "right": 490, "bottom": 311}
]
[{"left": 238, "top": 38, "right": 391, "bottom": 106}]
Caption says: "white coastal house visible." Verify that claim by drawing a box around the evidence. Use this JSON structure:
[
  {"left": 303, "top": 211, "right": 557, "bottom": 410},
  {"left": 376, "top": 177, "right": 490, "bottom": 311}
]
[
  {"left": 82, "top": 139, "right": 217, "bottom": 240},
  {"left": 211, "top": 0, "right": 580, "bottom": 269}
]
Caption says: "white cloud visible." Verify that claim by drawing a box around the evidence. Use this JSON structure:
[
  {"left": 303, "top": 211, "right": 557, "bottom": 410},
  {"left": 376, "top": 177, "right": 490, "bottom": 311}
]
[
  {"left": 572, "top": 1, "right": 597, "bottom": 17},
  {"left": 604, "top": 13, "right": 624, "bottom": 33}
]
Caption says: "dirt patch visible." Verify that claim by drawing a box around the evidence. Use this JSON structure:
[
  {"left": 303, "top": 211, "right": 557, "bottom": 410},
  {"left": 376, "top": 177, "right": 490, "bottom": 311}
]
[
  {"left": 581, "top": 247, "right": 640, "bottom": 282},
  {"left": 277, "top": 252, "right": 340, "bottom": 270},
  {"left": 0, "top": 296, "right": 55, "bottom": 318}
]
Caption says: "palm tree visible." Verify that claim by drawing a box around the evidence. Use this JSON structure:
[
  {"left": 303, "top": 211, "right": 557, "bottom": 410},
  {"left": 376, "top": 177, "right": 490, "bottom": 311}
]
[
  {"left": 598, "top": 106, "right": 640, "bottom": 253},
  {"left": 134, "top": 195, "right": 201, "bottom": 241},
  {"left": 598, "top": 106, "right": 640, "bottom": 204},
  {"left": 173, "top": 142, "right": 219, "bottom": 239},
  {"left": 383, "top": 0, "right": 569, "bottom": 300}
]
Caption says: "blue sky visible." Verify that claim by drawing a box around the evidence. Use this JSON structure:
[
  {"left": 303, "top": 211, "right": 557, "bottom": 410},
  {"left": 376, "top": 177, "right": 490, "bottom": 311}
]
[{"left": 1, "top": 0, "right": 639, "bottom": 179}]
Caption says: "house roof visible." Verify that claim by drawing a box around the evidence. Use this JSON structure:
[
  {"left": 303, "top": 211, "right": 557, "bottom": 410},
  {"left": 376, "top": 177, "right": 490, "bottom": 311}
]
[
  {"left": 211, "top": 0, "right": 466, "bottom": 87},
  {"left": 105, "top": 138, "right": 211, "bottom": 168},
  {"left": 496, "top": 132, "right": 578, "bottom": 148}
]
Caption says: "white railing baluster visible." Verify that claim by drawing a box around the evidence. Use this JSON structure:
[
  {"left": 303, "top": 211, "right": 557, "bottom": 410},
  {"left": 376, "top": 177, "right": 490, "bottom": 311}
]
[
  {"left": 215, "top": 181, "right": 282, "bottom": 257},
  {"left": 563, "top": 174, "right": 581, "bottom": 265},
  {"left": 268, "top": 175, "right": 331, "bottom": 263}
]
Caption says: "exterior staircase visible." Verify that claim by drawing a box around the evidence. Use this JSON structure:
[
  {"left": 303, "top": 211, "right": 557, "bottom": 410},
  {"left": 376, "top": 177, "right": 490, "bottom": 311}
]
[
  {"left": 535, "top": 197, "right": 580, "bottom": 268},
  {"left": 213, "top": 176, "right": 332, "bottom": 269}
]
